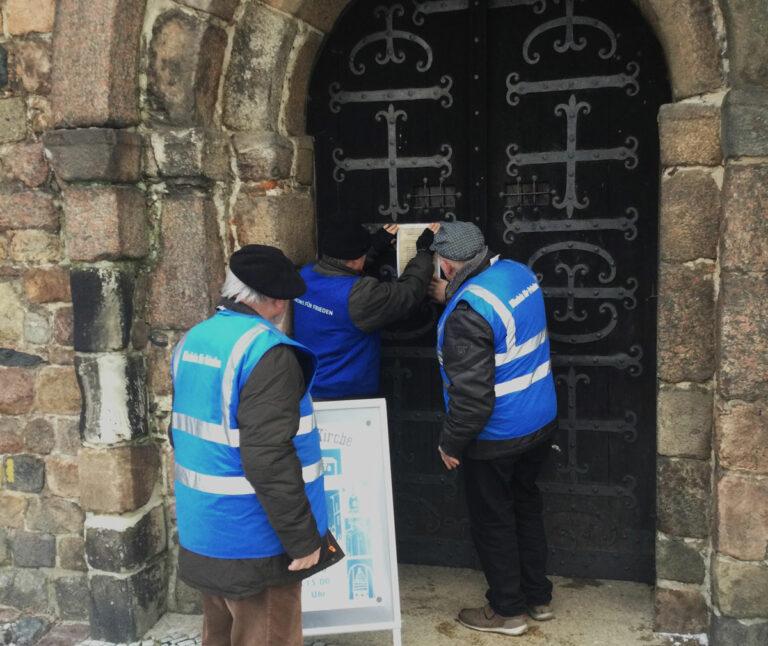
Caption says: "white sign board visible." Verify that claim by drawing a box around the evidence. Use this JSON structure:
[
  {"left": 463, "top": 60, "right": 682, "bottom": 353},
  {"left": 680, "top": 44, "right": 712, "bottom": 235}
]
[{"left": 302, "top": 399, "right": 402, "bottom": 646}]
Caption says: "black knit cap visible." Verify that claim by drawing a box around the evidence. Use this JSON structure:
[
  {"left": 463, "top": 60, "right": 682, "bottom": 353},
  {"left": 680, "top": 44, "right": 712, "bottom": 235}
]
[
  {"left": 320, "top": 220, "right": 371, "bottom": 260},
  {"left": 229, "top": 244, "right": 306, "bottom": 300}
]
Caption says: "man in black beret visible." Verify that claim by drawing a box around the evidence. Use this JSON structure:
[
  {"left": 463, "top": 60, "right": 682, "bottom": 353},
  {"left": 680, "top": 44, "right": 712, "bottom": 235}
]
[
  {"left": 294, "top": 220, "right": 438, "bottom": 399},
  {"left": 169, "top": 245, "right": 343, "bottom": 646}
]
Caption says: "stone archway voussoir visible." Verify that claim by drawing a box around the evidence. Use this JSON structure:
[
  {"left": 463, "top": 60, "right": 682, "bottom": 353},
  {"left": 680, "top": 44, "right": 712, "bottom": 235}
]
[{"left": 633, "top": 0, "right": 723, "bottom": 99}]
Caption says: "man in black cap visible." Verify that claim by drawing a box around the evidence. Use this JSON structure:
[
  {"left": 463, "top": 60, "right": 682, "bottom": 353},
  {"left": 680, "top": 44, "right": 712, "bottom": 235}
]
[
  {"left": 294, "top": 221, "right": 439, "bottom": 399},
  {"left": 169, "top": 245, "right": 342, "bottom": 646}
]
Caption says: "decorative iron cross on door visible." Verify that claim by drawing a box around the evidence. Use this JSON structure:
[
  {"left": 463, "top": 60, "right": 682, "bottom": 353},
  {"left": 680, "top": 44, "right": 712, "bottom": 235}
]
[
  {"left": 506, "top": 94, "right": 638, "bottom": 217},
  {"left": 333, "top": 104, "right": 453, "bottom": 220}
]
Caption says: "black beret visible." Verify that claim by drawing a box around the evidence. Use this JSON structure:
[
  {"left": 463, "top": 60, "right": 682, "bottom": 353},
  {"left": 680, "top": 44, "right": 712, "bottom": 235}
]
[
  {"left": 229, "top": 245, "right": 306, "bottom": 300},
  {"left": 320, "top": 221, "right": 371, "bottom": 260}
]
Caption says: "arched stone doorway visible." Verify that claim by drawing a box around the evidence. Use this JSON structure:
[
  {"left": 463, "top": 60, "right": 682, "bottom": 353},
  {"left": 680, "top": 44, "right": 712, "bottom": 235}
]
[
  {"left": 6, "top": 0, "right": 758, "bottom": 642},
  {"left": 307, "top": 0, "right": 670, "bottom": 583}
]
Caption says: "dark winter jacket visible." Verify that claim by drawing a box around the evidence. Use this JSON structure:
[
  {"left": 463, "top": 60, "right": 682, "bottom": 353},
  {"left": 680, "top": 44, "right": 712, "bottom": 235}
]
[
  {"left": 439, "top": 255, "right": 556, "bottom": 460},
  {"left": 312, "top": 251, "right": 435, "bottom": 333}
]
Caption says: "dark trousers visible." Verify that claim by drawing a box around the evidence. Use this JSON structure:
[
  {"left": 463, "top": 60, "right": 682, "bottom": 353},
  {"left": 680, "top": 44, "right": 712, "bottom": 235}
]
[
  {"left": 463, "top": 440, "right": 553, "bottom": 617},
  {"left": 202, "top": 582, "right": 302, "bottom": 646}
]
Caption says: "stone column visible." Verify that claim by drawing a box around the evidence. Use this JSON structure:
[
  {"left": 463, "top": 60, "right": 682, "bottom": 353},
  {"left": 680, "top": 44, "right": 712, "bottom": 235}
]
[
  {"left": 654, "top": 100, "right": 723, "bottom": 636},
  {"left": 47, "top": 0, "right": 168, "bottom": 641},
  {"left": 710, "top": 87, "right": 768, "bottom": 645},
  {"left": 143, "top": 0, "right": 234, "bottom": 613},
  {"left": 223, "top": 1, "right": 320, "bottom": 263},
  {"left": 709, "top": 2, "right": 768, "bottom": 641}
]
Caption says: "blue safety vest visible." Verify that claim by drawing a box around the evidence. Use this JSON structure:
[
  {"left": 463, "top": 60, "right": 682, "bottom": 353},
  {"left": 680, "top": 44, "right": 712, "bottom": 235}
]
[
  {"left": 170, "top": 308, "right": 327, "bottom": 559},
  {"left": 293, "top": 264, "right": 381, "bottom": 399},
  {"left": 437, "top": 258, "right": 557, "bottom": 442}
]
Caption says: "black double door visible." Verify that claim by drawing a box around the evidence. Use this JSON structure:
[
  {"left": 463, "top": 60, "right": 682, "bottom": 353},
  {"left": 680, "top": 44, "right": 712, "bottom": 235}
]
[{"left": 308, "top": 0, "right": 670, "bottom": 582}]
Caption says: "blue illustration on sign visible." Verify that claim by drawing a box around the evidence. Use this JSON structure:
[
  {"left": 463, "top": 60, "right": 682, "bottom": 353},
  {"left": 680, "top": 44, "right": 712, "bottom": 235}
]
[
  {"left": 325, "top": 490, "right": 342, "bottom": 539},
  {"left": 345, "top": 517, "right": 371, "bottom": 556},
  {"left": 348, "top": 559, "right": 375, "bottom": 600},
  {"left": 322, "top": 448, "right": 343, "bottom": 476}
]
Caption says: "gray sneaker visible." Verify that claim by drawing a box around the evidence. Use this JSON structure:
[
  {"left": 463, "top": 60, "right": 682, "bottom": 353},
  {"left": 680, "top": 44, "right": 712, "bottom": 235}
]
[
  {"left": 457, "top": 604, "right": 529, "bottom": 636},
  {"left": 528, "top": 604, "right": 555, "bottom": 621}
]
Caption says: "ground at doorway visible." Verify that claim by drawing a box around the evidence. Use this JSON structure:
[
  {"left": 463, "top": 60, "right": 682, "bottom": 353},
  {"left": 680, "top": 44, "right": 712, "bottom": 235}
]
[{"left": 144, "top": 565, "right": 704, "bottom": 646}]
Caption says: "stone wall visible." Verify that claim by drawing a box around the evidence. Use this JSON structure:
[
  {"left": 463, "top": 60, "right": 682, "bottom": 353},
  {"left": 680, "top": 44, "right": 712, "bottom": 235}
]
[
  {"left": 655, "top": 98, "right": 723, "bottom": 637},
  {"left": 0, "top": 0, "right": 88, "bottom": 625},
  {"left": 0, "top": 0, "right": 766, "bottom": 644},
  {"left": 0, "top": 0, "right": 325, "bottom": 636}
]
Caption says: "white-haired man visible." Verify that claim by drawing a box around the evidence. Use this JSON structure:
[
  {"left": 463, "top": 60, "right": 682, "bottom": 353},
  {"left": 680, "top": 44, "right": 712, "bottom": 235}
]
[
  {"left": 428, "top": 222, "right": 558, "bottom": 637},
  {"left": 170, "top": 245, "right": 342, "bottom": 646}
]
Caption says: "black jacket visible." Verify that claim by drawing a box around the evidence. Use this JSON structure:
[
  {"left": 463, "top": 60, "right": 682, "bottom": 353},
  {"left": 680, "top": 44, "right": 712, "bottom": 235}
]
[
  {"left": 312, "top": 250, "right": 435, "bottom": 333},
  {"left": 440, "top": 257, "right": 556, "bottom": 461},
  {"left": 176, "top": 301, "right": 342, "bottom": 599}
]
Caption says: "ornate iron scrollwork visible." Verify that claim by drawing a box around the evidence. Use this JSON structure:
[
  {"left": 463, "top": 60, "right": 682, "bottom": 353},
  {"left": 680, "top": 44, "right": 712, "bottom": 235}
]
[
  {"left": 332, "top": 104, "right": 453, "bottom": 221},
  {"left": 503, "top": 207, "right": 638, "bottom": 243},
  {"left": 522, "top": 0, "right": 617, "bottom": 65},
  {"left": 506, "top": 95, "right": 638, "bottom": 217},
  {"left": 552, "top": 345, "right": 644, "bottom": 376},
  {"left": 506, "top": 62, "right": 640, "bottom": 105},
  {"left": 556, "top": 367, "right": 638, "bottom": 442},
  {"left": 529, "top": 240, "right": 618, "bottom": 283},
  {"left": 350, "top": 4, "right": 433, "bottom": 75},
  {"left": 549, "top": 303, "right": 618, "bottom": 344},
  {"left": 329, "top": 75, "right": 454, "bottom": 113},
  {"left": 527, "top": 242, "right": 638, "bottom": 342},
  {"left": 547, "top": 359, "right": 640, "bottom": 510}
]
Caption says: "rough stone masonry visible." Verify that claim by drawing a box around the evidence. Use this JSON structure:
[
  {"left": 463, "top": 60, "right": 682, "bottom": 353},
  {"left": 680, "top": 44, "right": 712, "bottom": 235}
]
[{"left": 0, "top": 0, "right": 766, "bottom": 645}]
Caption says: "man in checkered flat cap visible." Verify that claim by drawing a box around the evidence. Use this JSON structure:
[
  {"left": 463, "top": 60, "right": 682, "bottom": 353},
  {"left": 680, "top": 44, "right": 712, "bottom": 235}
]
[{"left": 428, "top": 221, "right": 558, "bottom": 637}]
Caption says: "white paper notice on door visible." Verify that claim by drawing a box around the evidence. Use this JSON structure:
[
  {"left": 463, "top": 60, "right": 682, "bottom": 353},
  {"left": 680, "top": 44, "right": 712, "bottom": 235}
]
[{"left": 395, "top": 223, "right": 440, "bottom": 277}]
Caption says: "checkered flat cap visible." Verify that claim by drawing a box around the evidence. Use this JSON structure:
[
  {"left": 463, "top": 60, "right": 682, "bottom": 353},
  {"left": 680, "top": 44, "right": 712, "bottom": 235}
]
[{"left": 431, "top": 221, "right": 486, "bottom": 260}]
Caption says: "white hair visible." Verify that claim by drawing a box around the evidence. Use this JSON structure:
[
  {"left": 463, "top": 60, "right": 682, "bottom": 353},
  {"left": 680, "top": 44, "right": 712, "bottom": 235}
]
[{"left": 221, "top": 269, "right": 266, "bottom": 305}]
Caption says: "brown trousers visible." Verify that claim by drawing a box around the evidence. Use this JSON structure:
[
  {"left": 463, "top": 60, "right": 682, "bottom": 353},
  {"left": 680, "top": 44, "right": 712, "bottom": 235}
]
[{"left": 202, "top": 582, "right": 303, "bottom": 646}]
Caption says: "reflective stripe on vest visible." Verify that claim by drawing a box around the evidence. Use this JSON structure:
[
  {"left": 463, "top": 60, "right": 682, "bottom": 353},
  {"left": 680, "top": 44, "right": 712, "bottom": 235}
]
[
  {"left": 172, "top": 411, "right": 316, "bottom": 447},
  {"left": 175, "top": 460, "right": 324, "bottom": 496},
  {"left": 221, "top": 325, "right": 268, "bottom": 434},
  {"left": 461, "top": 284, "right": 549, "bottom": 367},
  {"left": 495, "top": 358, "right": 552, "bottom": 397},
  {"left": 171, "top": 331, "right": 189, "bottom": 379}
]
